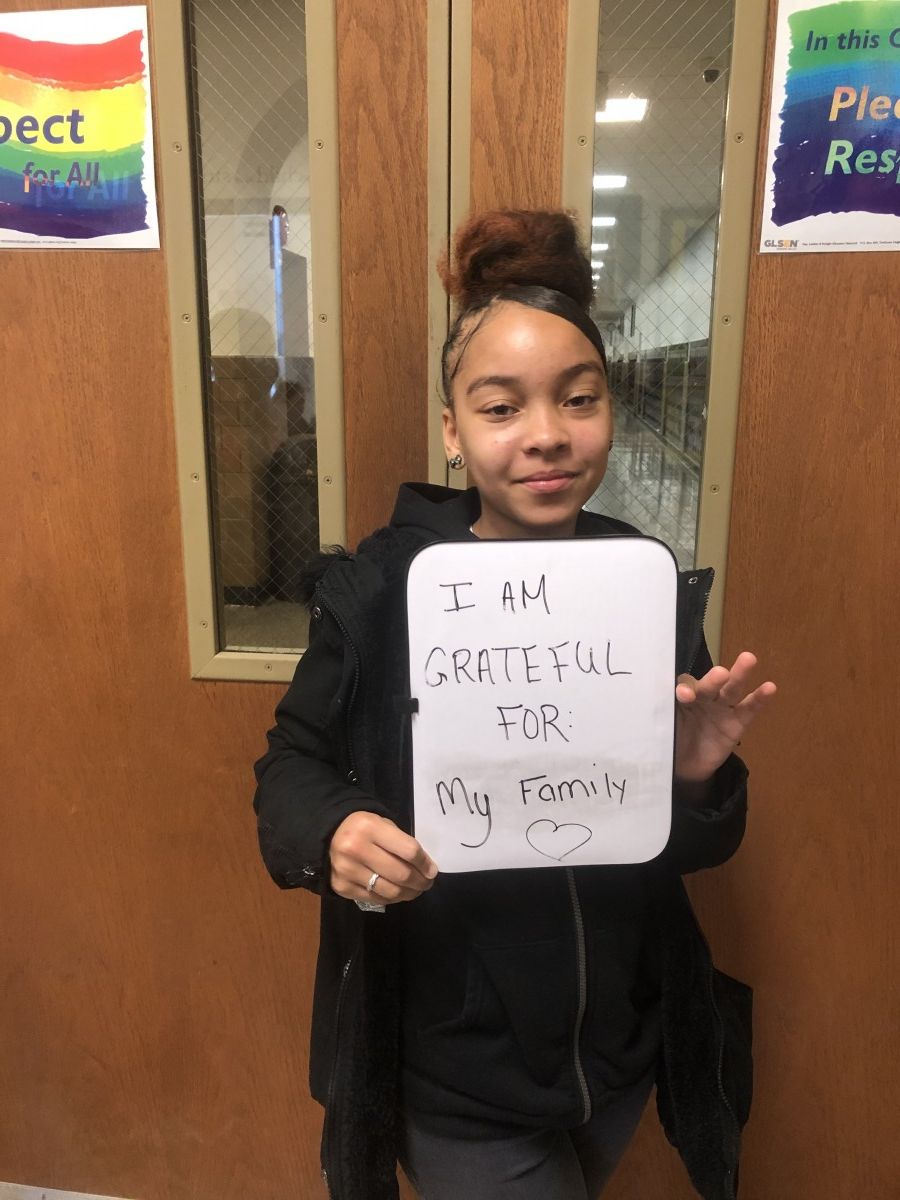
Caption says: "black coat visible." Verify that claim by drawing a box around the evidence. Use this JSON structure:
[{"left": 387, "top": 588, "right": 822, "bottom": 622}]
[{"left": 254, "top": 484, "right": 753, "bottom": 1200}]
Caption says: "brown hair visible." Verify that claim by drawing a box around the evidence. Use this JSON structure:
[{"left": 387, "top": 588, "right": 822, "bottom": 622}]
[
  {"left": 438, "top": 209, "right": 606, "bottom": 404},
  {"left": 439, "top": 209, "right": 594, "bottom": 310}
]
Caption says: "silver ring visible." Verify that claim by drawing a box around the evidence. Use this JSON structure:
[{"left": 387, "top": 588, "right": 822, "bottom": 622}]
[{"left": 366, "top": 872, "right": 380, "bottom": 894}]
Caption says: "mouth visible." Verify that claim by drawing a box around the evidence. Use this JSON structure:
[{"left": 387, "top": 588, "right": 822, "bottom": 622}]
[{"left": 516, "top": 471, "right": 577, "bottom": 494}]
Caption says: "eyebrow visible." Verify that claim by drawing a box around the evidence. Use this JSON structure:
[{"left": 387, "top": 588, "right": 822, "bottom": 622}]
[{"left": 466, "top": 361, "right": 605, "bottom": 397}]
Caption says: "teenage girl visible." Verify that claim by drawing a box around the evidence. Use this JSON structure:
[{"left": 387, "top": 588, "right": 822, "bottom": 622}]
[{"left": 254, "top": 209, "right": 776, "bottom": 1200}]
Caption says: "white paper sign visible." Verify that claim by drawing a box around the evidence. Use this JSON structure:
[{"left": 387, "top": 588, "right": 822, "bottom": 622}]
[{"left": 407, "top": 538, "right": 677, "bottom": 872}]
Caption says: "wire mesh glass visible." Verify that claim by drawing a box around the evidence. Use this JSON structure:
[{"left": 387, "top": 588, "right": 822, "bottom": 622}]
[
  {"left": 585, "top": 0, "right": 735, "bottom": 569},
  {"left": 187, "top": 0, "right": 316, "bottom": 652}
]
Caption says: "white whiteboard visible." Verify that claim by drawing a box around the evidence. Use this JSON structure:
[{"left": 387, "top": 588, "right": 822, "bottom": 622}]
[{"left": 406, "top": 538, "right": 677, "bottom": 872}]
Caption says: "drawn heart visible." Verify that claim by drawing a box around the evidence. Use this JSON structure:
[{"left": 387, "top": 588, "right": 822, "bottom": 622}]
[{"left": 525, "top": 819, "right": 593, "bottom": 861}]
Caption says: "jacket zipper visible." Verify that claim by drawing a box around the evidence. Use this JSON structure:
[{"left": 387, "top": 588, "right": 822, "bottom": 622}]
[
  {"left": 686, "top": 571, "right": 714, "bottom": 675},
  {"left": 565, "top": 868, "right": 592, "bottom": 1124},
  {"left": 322, "top": 953, "right": 356, "bottom": 1199}
]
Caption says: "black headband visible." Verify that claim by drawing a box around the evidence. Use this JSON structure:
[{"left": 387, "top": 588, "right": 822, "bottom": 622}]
[{"left": 441, "top": 285, "right": 608, "bottom": 403}]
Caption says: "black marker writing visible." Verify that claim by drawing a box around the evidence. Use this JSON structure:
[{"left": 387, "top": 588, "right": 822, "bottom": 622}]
[
  {"left": 606, "top": 640, "right": 632, "bottom": 676},
  {"left": 519, "top": 768, "right": 629, "bottom": 805},
  {"left": 435, "top": 776, "right": 492, "bottom": 848},
  {"left": 440, "top": 581, "right": 476, "bottom": 612},
  {"left": 525, "top": 819, "right": 592, "bottom": 860},
  {"left": 548, "top": 641, "right": 570, "bottom": 682},
  {"left": 501, "top": 574, "right": 550, "bottom": 615},
  {"left": 574, "top": 641, "right": 602, "bottom": 675},
  {"left": 496, "top": 703, "right": 570, "bottom": 743},
  {"left": 491, "top": 645, "right": 519, "bottom": 683},
  {"left": 420, "top": 640, "right": 630, "bottom": 687},
  {"left": 521, "top": 644, "right": 540, "bottom": 683},
  {"left": 604, "top": 772, "right": 627, "bottom": 804}
]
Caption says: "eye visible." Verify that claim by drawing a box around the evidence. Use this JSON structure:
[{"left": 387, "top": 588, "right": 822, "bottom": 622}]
[
  {"left": 483, "top": 401, "right": 517, "bottom": 418},
  {"left": 564, "top": 393, "right": 599, "bottom": 409}
]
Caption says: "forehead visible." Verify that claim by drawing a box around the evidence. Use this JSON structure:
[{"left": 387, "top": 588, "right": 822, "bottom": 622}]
[{"left": 458, "top": 303, "right": 602, "bottom": 378}]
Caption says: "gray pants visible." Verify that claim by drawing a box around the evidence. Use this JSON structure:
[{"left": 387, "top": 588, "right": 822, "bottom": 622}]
[{"left": 400, "top": 1075, "right": 654, "bottom": 1200}]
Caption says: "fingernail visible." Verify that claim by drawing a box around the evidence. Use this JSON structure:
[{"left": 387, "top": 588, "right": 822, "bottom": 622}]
[{"left": 426, "top": 863, "right": 439, "bottom": 879}]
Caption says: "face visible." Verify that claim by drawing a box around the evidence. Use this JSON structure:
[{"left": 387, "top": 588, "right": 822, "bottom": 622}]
[{"left": 443, "top": 303, "right": 613, "bottom": 539}]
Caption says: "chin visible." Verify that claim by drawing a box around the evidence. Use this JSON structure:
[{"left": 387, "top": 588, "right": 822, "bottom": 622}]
[{"left": 517, "top": 505, "right": 581, "bottom": 536}]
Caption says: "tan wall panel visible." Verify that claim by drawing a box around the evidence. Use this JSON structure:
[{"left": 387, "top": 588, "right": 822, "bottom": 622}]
[
  {"left": 708, "top": 4, "right": 900, "bottom": 1192},
  {"left": 715, "top": 0, "right": 899, "bottom": 1190},
  {"left": 469, "top": 0, "right": 568, "bottom": 212},
  {"left": 336, "top": 0, "right": 430, "bottom": 546},
  {"left": 0, "top": 1, "right": 325, "bottom": 1196},
  {"left": 0, "top": 224, "right": 325, "bottom": 1198}
]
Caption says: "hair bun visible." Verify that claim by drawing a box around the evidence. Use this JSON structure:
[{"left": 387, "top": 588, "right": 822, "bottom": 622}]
[{"left": 439, "top": 209, "right": 593, "bottom": 312}]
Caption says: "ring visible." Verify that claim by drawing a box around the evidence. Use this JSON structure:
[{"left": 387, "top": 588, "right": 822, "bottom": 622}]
[{"left": 366, "top": 872, "right": 380, "bottom": 894}]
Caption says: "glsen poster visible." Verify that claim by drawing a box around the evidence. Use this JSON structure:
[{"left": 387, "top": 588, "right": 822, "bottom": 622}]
[
  {"left": 761, "top": 0, "right": 900, "bottom": 252},
  {"left": 0, "top": 6, "right": 159, "bottom": 249}
]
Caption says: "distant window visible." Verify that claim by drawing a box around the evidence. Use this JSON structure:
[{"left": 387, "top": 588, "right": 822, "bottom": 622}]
[
  {"left": 585, "top": 0, "right": 734, "bottom": 569},
  {"left": 187, "top": 0, "right": 317, "bottom": 651}
]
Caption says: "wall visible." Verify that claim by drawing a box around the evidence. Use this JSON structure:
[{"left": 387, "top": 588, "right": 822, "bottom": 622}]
[
  {"left": 708, "top": 0, "right": 899, "bottom": 1191},
  {"left": 1, "top": 0, "right": 897, "bottom": 1198},
  {"left": 0, "top": 1, "right": 429, "bottom": 1198}
]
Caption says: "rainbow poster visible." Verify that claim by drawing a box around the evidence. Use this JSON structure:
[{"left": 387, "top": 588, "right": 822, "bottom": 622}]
[
  {"left": 0, "top": 6, "right": 158, "bottom": 249},
  {"left": 761, "top": 0, "right": 900, "bottom": 252}
]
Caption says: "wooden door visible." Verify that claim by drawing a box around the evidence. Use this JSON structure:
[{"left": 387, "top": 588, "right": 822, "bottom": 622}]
[
  {"left": 0, "top": 0, "right": 430, "bottom": 1197},
  {"left": 2, "top": 1, "right": 896, "bottom": 1198}
]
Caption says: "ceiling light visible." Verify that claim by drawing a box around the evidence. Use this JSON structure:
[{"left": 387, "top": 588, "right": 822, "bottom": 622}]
[
  {"left": 595, "top": 97, "right": 648, "bottom": 123},
  {"left": 594, "top": 175, "right": 627, "bottom": 189},
  {"left": 592, "top": 216, "right": 616, "bottom": 227},
  {"left": 590, "top": 242, "right": 608, "bottom": 251},
  {"left": 591, "top": 261, "right": 604, "bottom": 269}
]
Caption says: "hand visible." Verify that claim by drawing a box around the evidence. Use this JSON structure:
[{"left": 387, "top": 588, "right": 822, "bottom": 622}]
[
  {"left": 329, "top": 811, "right": 439, "bottom": 904},
  {"left": 674, "top": 651, "right": 777, "bottom": 785}
]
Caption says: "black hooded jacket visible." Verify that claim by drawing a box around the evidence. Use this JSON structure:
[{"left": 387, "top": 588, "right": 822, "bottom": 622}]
[{"left": 253, "top": 483, "right": 753, "bottom": 1200}]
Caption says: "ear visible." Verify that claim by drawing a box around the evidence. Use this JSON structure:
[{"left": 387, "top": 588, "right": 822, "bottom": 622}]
[{"left": 442, "top": 407, "right": 460, "bottom": 460}]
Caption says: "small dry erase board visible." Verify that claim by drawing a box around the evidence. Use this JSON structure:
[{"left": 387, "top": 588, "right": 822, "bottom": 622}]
[{"left": 406, "top": 537, "right": 677, "bottom": 872}]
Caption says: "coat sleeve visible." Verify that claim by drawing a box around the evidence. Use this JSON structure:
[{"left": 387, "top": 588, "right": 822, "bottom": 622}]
[
  {"left": 660, "top": 631, "right": 750, "bottom": 875},
  {"left": 661, "top": 754, "right": 748, "bottom": 874},
  {"left": 252, "top": 607, "right": 391, "bottom": 894}
]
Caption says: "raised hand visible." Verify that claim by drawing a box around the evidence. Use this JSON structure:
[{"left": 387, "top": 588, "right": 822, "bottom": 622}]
[
  {"left": 674, "top": 651, "right": 777, "bottom": 785},
  {"left": 329, "top": 811, "right": 439, "bottom": 904}
]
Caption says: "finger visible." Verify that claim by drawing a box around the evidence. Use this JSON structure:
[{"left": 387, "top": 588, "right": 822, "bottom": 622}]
[
  {"left": 732, "top": 680, "right": 778, "bottom": 722},
  {"left": 354, "top": 843, "right": 435, "bottom": 894},
  {"left": 360, "top": 877, "right": 421, "bottom": 904},
  {"left": 681, "top": 654, "right": 765, "bottom": 708},
  {"left": 371, "top": 822, "right": 439, "bottom": 879},
  {"left": 676, "top": 665, "right": 729, "bottom": 704},
  {"left": 331, "top": 872, "right": 420, "bottom": 905},
  {"left": 718, "top": 652, "right": 760, "bottom": 706},
  {"left": 349, "top": 868, "right": 422, "bottom": 904},
  {"left": 331, "top": 813, "right": 439, "bottom": 879}
]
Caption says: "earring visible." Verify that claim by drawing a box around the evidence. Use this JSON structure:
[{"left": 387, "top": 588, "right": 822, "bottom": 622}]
[
  {"left": 448, "top": 454, "right": 465, "bottom": 470},
  {"left": 608, "top": 440, "right": 614, "bottom": 450}
]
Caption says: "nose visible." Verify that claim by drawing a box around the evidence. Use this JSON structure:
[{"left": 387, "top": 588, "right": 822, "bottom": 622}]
[{"left": 523, "top": 403, "right": 569, "bottom": 454}]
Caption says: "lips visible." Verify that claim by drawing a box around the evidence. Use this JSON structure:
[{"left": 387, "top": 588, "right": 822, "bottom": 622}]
[{"left": 517, "top": 471, "right": 576, "bottom": 494}]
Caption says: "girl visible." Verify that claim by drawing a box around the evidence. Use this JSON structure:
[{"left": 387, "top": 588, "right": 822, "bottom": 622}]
[{"left": 254, "top": 209, "right": 776, "bottom": 1200}]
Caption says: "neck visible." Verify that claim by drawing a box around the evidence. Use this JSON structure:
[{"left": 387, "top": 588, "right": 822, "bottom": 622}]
[{"left": 472, "top": 513, "right": 578, "bottom": 540}]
